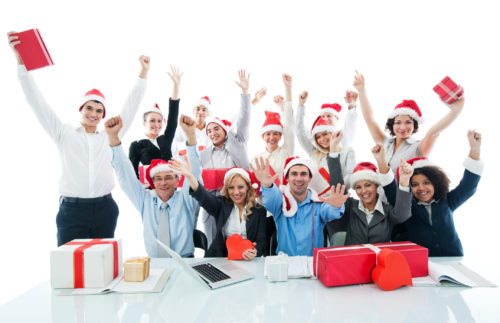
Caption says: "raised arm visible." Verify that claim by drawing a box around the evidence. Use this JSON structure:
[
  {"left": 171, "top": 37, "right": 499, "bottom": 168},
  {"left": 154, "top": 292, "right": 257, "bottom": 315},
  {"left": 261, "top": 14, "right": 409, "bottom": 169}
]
[
  {"left": 372, "top": 144, "right": 396, "bottom": 204},
  {"left": 119, "top": 55, "right": 150, "bottom": 137},
  {"left": 251, "top": 87, "right": 267, "bottom": 106},
  {"left": 295, "top": 91, "right": 315, "bottom": 155},
  {"left": 353, "top": 71, "right": 385, "bottom": 144},
  {"left": 390, "top": 160, "right": 413, "bottom": 224},
  {"left": 105, "top": 116, "right": 147, "bottom": 212},
  {"left": 418, "top": 97, "right": 465, "bottom": 156},
  {"left": 161, "top": 66, "right": 183, "bottom": 159},
  {"left": 341, "top": 90, "right": 359, "bottom": 148},
  {"left": 234, "top": 69, "right": 252, "bottom": 141},
  {"left": 281, "top": 74, "right": 295, "bottom": 155},
  {"left": 327, "top": 131, "right": 345, "bottom": 186},
  {"left": 9, "top": 31, "right": 64, "bottom": 144}
]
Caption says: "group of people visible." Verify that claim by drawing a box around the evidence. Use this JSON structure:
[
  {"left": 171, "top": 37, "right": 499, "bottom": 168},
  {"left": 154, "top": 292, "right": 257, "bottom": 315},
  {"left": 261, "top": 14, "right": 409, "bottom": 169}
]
[{"left": 8, "top": 32, "right": 483, "bottom": 260}]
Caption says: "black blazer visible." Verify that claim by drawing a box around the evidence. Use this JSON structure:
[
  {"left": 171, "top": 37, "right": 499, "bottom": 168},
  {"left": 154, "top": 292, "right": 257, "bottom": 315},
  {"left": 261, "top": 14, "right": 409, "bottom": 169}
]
[
  {"left": 190, "top": 183, "right": 267, "bottom": 257},
  {"left": 129, "top": 98, "right": 179, "bottom": 178}
]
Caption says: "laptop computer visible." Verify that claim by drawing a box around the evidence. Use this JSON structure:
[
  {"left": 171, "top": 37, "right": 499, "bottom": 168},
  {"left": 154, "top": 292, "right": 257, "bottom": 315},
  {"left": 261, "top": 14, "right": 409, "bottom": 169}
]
[{"left": 156, "top": 239, "right": 254, "bottom": 289}]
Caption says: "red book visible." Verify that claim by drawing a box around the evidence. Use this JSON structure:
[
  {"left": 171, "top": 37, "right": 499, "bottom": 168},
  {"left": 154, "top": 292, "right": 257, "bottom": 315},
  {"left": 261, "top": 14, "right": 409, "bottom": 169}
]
[{"left": 15, "top": 29, "right": 54, "bottom": 71}]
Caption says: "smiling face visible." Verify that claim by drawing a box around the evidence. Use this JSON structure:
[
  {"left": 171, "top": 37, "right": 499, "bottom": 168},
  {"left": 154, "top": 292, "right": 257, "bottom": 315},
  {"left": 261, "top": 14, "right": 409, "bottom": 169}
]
[
  {"left": 262, "top": 130, "right": 282, "bottom": 152},
  {"left": 286, "top": 165, "right": 312, "bottom": 198},
  {"left": 143, "top": 112, "right": 164, "bottom": 138},
  {"left": 206, "top": 122, "right": 227, "bottom": 147},
  {"left": 410, "top": 174, "right": 435, "bottom": 203},
  {"left": 320, "top": 112, "right": 337, "bottom": 126},
  {"left": 225, "top": 175, "right": 250, "bottom": 208},
  {"left": 392, "top": 115, "right": 415, "bottom": 139},
  {"left": 314, "top": 131, "right": 331, "bottom": 150},
  {"left": 153, "top": 171, "right": 179, "bottom": 202},
  {"left": 80, "top": 100, "right": 104, "bottom": 130},
  {"left": 354, "top": 180, "right": 378, "bottom": 209}
]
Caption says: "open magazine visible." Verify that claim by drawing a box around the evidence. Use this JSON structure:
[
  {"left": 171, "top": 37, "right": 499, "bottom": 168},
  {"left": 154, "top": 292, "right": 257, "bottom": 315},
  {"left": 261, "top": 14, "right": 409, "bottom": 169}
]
[
  {"left": 56, "top": 268, "right": 174, "bottom": 296},
  {"left": 413, "top": 262, "right": 496, "bottom": 287}
]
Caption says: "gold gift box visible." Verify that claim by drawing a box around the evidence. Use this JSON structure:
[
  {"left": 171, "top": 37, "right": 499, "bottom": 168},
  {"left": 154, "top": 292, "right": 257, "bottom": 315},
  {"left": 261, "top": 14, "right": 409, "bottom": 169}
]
[{"left": 123, "top": 257, "right": 150, "bottom": 282}]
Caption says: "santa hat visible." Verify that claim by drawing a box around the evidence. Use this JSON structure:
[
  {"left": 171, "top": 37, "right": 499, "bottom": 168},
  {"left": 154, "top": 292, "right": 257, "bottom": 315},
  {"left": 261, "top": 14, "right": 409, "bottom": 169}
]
[
  {"left": 196, "top": 96, "right": 212, "bottom": 114},
  {"left": 223, "top": 168, "right": 260, "bottom": 190},
  {"left": 143, "top": 103, "right": 164, "bottom": 119},
  {"left": 206, "top": 117, "right": 232, "bottom": 135},
  {"left": 349, "top": 162, "right": 381, "bottom": 187},
  {"left": 260, "top": 111, "right": 283, "bottom": 135},
  {"left": 79, "top": 89, "right": 106, "bottom": 118},
  {"left": 280, "top": 156, "right": 318, "bottom": 217},
  {"left": 146, "top": 159, "right": 175, "bottom": 189},
  {"left": 320, "top": 103, "right": 342, "bottom": 119},
  {"left": 388, "top": 99, "right": 423, "bottom": 123},
  {"left": 311, "top": 116, "right": 335, "bottom": 137},
  {"left": 396, "top": 156, "right": 432, "bottom": 181}
]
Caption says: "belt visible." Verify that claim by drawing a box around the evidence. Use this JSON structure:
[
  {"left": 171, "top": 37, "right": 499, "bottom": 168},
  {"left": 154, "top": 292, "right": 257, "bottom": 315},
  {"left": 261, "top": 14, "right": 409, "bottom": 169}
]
[{"left": 61, "top": 193, "right": 113, "bottom": 204}]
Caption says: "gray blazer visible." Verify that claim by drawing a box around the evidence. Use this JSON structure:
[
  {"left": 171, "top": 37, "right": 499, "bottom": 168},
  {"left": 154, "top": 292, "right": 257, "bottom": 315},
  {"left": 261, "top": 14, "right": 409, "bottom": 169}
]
[{"left": 325, "top": 155, "right": 412, "bottom": 245}]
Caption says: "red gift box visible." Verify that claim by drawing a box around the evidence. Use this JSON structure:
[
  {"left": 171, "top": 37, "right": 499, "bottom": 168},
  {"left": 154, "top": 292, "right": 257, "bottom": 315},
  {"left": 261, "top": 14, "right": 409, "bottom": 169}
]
[
  {"left": 313, "top": 242, "right": 428, "bottom": 287},
  {"left": 433, "top": 76, "right": 464, "bottom": 104}
]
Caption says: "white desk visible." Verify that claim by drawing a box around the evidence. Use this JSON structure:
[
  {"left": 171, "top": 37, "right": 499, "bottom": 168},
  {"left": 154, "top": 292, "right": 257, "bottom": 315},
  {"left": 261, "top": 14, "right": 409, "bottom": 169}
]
[{"left": 1, "top": 258, "right": 499, "bottom": 323}]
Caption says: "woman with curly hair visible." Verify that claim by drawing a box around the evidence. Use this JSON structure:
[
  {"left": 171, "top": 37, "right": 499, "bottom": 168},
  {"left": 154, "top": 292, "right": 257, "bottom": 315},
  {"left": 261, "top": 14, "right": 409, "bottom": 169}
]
[{"left": 385, "top": 130, "right": 483, "bottom": 256}]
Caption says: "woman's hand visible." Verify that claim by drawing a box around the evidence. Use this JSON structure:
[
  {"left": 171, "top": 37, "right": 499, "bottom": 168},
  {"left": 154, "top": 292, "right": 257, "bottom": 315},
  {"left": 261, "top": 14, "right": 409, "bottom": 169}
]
[{"left": 242, "top": 246, "right": 257, "bottom": 261}]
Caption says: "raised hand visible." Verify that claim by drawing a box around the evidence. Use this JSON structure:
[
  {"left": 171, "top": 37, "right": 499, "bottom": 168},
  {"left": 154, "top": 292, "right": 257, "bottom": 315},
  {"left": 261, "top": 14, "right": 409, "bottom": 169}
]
[
  {"left": 318, "top": 183, "right": 350, "bottom": 208},
  {"left": 299, "top": 91, "right": 309, "bottom": 106},
  {"left": 250, "top": 157, "right": 277, "bottom": 188},
  {"left": 169, "top": 155, "right": 193, "bottom": 177},
  {"left": 168, "top": 65, "right": 183, "bottom": 86},
  {"left": 446, "top": 96, "right": 465, "bottom": 110},
  {"left": 273, "top": 95, "right": 285, "bottom": 112},
  {"left": 235, "top": 69, "right": 250, "bottom": 95},
  {"left": 139, "top": 55, "right": 151, "bottom": 79},
  {"left": 179, "top": 114, "right": 196, "bottom": 136},
  {"left": 252, "top": 87, "right": 267, "bottom": 106},
  {"left": 353, "top": 70, "right": 365, "bottom": 91},
  {"left": 467, "top": 129, "right": 481, "bottom": 160},
  {"left": 345, "top": 90, "right": 359, "bottom": 108},
  {"left": 330, "top": 131, "right": 343, "bottom": 153},
  {"left": 7, "top": 31, "right": 23, "bottom": 64},
  {"left": 104, "top": 116, "right": 122, "bottom": 146},
  {"left": 371, "top": 144, "right": 385, "bottom": 162},
  {"left": 398, "top": 159, "right": 413, "bottom": 188},
  {"left": 282, "top": 74, "right": 292, "bottom": 88}
]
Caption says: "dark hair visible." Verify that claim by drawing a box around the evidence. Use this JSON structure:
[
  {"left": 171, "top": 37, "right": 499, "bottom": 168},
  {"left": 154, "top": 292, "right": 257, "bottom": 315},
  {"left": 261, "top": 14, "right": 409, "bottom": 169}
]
[
  {"left": 411, "top": 166, "right": 450, "bottom": 200},
  {"left": 385, "top": 116, "right": 419, "bottom": 136}
]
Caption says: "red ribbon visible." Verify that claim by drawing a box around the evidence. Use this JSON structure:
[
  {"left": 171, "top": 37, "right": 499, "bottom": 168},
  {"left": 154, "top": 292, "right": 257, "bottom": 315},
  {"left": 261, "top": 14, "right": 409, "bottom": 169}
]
[{"left": 65, "top": 239, "right": 119, "bottom": 288}]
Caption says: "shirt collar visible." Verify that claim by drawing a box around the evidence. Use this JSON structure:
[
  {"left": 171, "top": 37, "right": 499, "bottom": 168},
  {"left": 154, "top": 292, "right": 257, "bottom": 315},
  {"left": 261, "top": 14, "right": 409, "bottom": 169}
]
[
  {"left": 417, "top": 199, "right": 436, "bottom": 206},
  {"left": 358, "top": 196, "right": 385, "bottom": 215},
  {"left": 387, "top": 136, "right": 417, "bottom": 145}
]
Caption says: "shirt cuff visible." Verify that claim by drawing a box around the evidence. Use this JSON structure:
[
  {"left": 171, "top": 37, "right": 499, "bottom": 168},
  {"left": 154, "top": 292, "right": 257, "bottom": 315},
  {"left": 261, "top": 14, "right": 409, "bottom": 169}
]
[
  {"left": 329, "top": 152, "right": 340, "bottom": 158},
  {"left": 463, "top": 157, "right": 484, "bottom": 176},
  {"left": 398, "top": 185, "right": 410, "bottom": 192},
  {"left": 379, "top": 170, "right": 395, "bottom": 187},
  {"left": 17, "top": 64, "right": 28, "bottom": 75}
]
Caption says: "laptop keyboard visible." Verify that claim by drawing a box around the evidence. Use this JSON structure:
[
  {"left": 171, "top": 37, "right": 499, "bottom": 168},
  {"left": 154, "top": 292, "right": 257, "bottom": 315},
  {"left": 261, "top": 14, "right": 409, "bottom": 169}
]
[{"left": 192, "top": 263, "right": 231, "bottom": 283}]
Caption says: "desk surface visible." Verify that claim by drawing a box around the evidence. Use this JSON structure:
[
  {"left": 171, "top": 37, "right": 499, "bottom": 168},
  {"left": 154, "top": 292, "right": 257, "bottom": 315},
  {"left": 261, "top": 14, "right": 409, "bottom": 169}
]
[{"left": 1, "top": 257, "right": 499, "bottom": 323}]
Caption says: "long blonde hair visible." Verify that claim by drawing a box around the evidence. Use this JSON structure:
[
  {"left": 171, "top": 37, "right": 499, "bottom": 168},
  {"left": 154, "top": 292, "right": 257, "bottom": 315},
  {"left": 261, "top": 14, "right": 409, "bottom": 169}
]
[{"left": 221, "top": 173, "right": 259, "bottom": 219}]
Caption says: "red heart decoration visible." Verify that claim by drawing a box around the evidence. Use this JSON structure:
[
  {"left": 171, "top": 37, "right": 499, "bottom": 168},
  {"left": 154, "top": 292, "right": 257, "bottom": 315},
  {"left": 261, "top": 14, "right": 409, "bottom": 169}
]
[
  {"left": 371, "top": 249, "right": 413, "bottom": 291},
  {"left": 226, "top": 234, "right": 254, "bottom": 260}
]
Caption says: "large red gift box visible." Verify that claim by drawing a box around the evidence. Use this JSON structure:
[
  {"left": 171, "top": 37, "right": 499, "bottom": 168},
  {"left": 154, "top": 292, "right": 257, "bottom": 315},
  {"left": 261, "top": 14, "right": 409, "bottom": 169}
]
[
  {"left": 433, "top": 76, "right": 464, "bottom": 104},
  {"left": 313, "top": 242, "right": 428, "bottom": 287}
]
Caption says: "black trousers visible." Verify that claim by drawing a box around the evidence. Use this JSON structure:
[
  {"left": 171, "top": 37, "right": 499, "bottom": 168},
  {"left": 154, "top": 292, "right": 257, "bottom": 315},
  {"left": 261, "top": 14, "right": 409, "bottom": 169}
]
[{"left": 56, "top": 194, "right": 119, "bottom": 246}]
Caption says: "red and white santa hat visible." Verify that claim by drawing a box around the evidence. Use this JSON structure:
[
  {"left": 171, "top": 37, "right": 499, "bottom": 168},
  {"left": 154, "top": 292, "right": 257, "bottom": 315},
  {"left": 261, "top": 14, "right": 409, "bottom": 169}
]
[
  {"left": 260, "top": 111, "right": 283, "bottom": 135},
  {"left": 223, "top": 167, "right": 260, "bottom": 190},
  {"left": 280, "top": 156, "right": 319, "bottom": 217},
  {"left": 311, "top": 116, "right": 335, "bottom": 137},
  {"left": 196, "top": 96, "right": 212, "bottom": 114},
  {"left": 349, "top": 162, "right": 381, "bottom": 187},
  {"left": 143, "top": 103, "right": 164, "bottom": 119},
  {"left": 145, "top": 159, "right": 175, "bottom": 189},
  {"left": 320, "top": 103, "right": 342, "bottom": 119},
  {"left": 79, "top": 89, "right": 107, "bottom": 117},
  {"left": 206, "top": 117, "right": 232, "bottom": 135},
  {"left": 388, "top": 99, "right": 423, "bottom": 123}
]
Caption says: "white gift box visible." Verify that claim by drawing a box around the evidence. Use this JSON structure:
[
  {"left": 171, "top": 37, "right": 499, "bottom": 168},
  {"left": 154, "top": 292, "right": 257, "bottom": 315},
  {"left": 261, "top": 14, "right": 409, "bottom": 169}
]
[{"left": 50, "top": 238, "right": 122, "bottom": 288}]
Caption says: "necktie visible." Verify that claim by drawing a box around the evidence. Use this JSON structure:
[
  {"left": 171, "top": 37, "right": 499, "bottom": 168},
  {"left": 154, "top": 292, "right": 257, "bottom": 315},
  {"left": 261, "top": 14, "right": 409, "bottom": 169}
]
[{"left": 157, "top": 202, "right": 171, "bottom": 257}]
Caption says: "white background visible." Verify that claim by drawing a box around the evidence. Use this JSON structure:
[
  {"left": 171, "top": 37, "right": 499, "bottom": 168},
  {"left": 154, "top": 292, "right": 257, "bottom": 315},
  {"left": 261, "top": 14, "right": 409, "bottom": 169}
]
[{"left": 1, "top": 0, "right": 499, "bottom": 305}]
